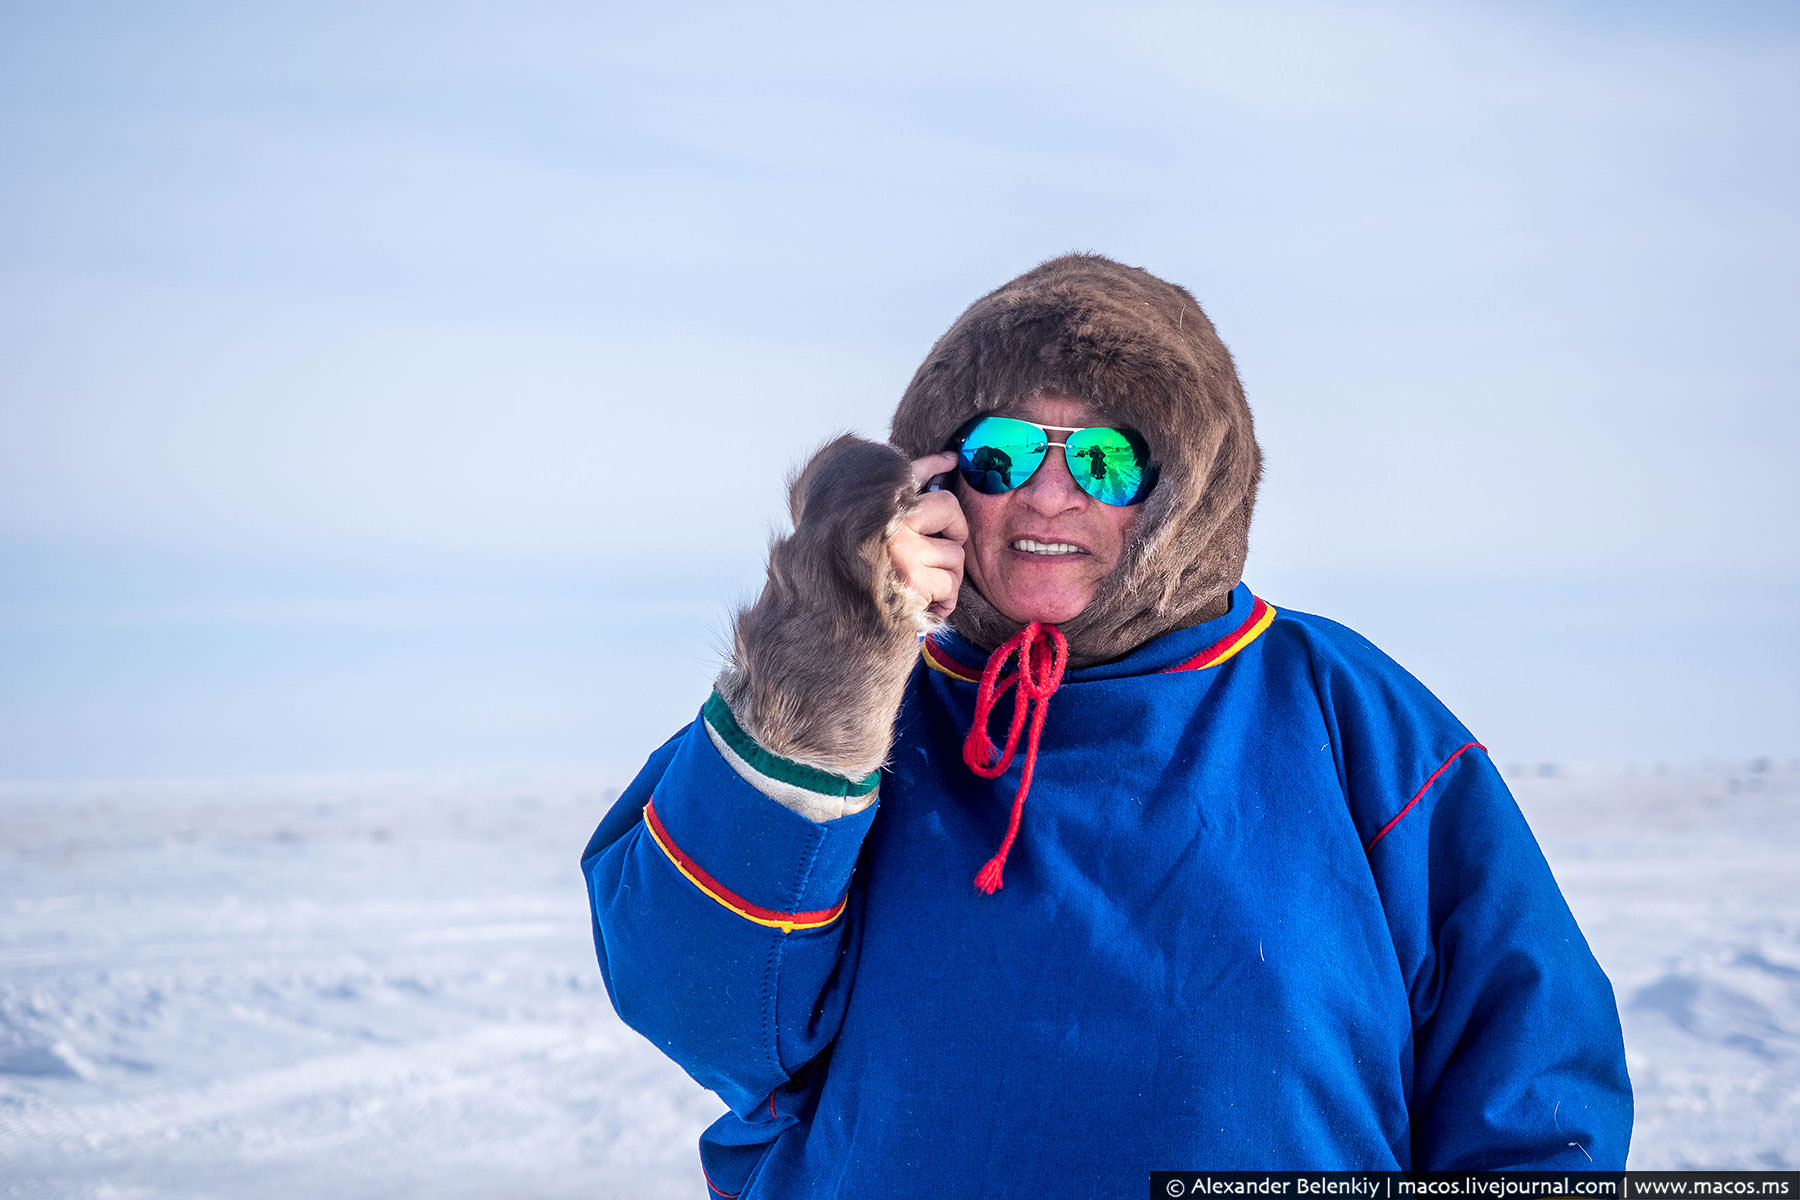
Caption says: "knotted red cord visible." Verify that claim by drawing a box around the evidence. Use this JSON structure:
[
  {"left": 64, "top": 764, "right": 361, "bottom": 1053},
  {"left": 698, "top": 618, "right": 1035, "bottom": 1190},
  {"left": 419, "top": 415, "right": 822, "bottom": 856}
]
[{"left": 961, "top": 622, "right": 1069, "bottom": 894}]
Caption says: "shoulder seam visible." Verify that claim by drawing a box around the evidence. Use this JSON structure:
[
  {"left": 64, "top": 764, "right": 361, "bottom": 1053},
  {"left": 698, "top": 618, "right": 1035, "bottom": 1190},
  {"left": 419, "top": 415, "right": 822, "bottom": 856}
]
[{"left": 1363, "top": 742, "right": 1488, "bottom": 853}]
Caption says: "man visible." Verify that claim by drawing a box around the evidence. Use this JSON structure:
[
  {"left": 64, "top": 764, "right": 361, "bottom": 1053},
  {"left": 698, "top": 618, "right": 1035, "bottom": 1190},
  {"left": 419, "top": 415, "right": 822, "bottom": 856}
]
[{"left": 583, "top": 254, "right": 1632, "bottom": 1196}]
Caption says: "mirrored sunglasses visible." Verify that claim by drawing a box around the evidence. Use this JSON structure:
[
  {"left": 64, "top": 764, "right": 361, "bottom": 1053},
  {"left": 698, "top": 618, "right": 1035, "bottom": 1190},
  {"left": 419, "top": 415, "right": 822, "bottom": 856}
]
[{"left": 950, "top": 415, "right": 1157, "bottom": 507}]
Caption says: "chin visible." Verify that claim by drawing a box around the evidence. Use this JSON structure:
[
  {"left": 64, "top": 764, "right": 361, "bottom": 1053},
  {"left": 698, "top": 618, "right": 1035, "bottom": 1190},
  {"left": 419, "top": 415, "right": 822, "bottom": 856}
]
[{"left": 995, "top": 594, "right": 1091, "bottom": 626}]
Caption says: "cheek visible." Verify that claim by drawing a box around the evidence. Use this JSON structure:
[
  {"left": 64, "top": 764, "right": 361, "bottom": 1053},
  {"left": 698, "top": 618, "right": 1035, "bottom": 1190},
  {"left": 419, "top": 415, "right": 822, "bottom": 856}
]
[{"left": 953, "top": 487, "right": 1006, "bottom": 567}]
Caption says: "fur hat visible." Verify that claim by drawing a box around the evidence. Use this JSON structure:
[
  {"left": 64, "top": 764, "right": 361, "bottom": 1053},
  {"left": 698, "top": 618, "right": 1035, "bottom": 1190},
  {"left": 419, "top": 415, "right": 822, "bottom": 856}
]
[{"left": 889, "top": 253, "right": 1262, "bottom": 666}]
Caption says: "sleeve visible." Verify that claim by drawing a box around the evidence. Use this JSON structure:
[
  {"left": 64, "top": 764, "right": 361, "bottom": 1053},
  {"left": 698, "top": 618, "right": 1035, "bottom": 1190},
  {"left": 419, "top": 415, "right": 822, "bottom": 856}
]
[
  {"left": 1298, "top": 616, "right": 1633, "bottom": 1168},
  {"left": 1364, "top": 744, "right": 1634, "bottom": 1169},
  {"left": 580, "top": 691, "right": 878, "bottom": 1120}
]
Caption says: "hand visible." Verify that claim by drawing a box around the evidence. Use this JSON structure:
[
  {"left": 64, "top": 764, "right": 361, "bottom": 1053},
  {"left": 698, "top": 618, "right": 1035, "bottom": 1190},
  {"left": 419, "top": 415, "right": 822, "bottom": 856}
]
[
  {"left": 889, "top": 452, "right": 967, "bottom": 620},
  {"left": 726, "top": 437, "right": 957, "bottom": 776}
]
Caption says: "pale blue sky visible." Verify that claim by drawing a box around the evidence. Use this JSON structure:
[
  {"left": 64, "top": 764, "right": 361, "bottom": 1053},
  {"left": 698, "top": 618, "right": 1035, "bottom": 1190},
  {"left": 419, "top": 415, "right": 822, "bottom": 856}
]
[{"left": 3, "top": 2, "right": 1796, "bottom": 779}]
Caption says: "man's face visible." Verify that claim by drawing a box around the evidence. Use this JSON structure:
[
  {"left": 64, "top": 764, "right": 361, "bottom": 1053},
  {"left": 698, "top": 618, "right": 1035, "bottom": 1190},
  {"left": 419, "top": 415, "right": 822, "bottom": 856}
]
[{"left": 953, "top": 394, "right": 1141, "bottom": 627}]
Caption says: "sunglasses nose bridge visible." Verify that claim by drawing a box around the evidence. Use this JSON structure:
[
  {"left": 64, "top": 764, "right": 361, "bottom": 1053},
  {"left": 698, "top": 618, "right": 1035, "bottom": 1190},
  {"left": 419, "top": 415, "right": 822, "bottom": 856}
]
[{"left": 1013, "top": 439, "right": 1089, "bottom": 510}]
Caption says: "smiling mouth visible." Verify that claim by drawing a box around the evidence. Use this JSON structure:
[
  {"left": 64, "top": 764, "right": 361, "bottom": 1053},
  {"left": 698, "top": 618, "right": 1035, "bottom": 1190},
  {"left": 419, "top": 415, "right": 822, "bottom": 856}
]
[{"left": 1010, "top": 538, "right": 1087, "bottom": 556}]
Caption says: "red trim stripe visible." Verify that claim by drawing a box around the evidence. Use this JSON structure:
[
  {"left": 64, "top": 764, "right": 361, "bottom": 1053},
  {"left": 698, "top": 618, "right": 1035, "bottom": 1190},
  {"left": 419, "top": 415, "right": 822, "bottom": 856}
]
[
  {"left": 643, "top": 798, "right": 847, "bottom": 932},
  {"left": 702, "top": 1165, "right": 740, "bottom": 1197},
  {"left": 1163, "top": 596, "right": 1275, "bottom": 673},
  {"left": 1364, "top": 742, "right": 1487, "bottom": 852},
  {"left": 921, "top": 636, "right": 982, "bottom": 682},
  {"left": 926, "top": 595, "right": 1275, "bottom": 682}
]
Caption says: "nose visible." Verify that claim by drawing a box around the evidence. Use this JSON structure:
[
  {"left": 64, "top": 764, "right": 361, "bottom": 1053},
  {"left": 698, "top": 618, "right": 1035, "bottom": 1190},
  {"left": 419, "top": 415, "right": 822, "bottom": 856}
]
[{"left": 1017, "top": 442, "right": 1088, "bottom": 514}]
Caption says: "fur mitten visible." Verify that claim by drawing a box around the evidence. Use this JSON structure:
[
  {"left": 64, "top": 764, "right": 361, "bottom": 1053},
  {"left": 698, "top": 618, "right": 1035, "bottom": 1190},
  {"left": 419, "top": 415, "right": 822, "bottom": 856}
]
[{"left": 716, "top": 435, "right": 930, "bottom": 781}]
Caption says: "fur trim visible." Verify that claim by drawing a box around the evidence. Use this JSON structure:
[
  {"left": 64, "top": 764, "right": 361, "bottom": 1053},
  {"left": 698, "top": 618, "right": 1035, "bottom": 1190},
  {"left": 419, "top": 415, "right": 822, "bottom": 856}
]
[
  {"left": 889, "top": 253, "right": 1261, "bottom": 666},
  {"left": 717, "top": 435, "right": 926, "bottom": 780}
]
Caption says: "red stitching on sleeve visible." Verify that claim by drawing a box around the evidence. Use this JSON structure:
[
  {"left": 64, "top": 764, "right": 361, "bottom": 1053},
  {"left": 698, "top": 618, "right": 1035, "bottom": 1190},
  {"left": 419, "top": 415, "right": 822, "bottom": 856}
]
[
  {"left": 1364, "top": 742, "right": 1486, "bottom": 852},
  {"left": 701, "top": 1164, "right": 741, "bottom": 1197}
]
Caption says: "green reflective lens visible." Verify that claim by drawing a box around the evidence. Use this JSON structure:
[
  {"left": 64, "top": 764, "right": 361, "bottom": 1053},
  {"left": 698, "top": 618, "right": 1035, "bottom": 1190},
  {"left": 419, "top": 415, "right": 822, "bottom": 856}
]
[
  {"left": 957, "top": 417, "right": 1049, "bottom": 494},
  {"left": 1063, "top": 426, "right": 1148, "bottom": 506}
]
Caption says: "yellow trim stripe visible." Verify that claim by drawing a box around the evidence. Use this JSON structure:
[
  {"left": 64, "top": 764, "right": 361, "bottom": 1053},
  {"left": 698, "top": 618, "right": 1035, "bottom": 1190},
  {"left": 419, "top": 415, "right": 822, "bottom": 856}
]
[
  {"left": 1162, "top": 597, "right": 1277, "bottom": 674},
  {"left": 920, "top": 638, "right": 981, "bottom": 683},
  {"left": 1197, "top": 601, "right": 1276, "bottom": 670},
  {"left": 923, "top": 597, "right": 1277, "bottom": 682},
  {"left": 642, "top": 800, "right": 847, "bottom": 933}
]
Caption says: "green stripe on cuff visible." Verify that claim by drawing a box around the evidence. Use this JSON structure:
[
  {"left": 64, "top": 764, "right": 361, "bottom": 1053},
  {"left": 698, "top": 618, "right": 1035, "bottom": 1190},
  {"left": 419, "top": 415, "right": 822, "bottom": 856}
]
[{"left": 703, "top": 691, "right": 882, "bottom": 798}]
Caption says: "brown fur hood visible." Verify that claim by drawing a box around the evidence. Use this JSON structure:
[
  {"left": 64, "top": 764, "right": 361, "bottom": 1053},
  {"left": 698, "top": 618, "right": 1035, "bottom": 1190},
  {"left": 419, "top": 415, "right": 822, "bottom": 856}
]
[{"left": 889, "top": 253, "right": 1263, "bottom": 667}]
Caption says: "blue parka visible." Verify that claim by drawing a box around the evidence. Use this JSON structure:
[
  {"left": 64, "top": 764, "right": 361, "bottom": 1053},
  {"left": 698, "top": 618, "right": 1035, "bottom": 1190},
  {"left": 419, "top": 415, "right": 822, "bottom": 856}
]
[{"left": 582, "top": 584, "right": 1632, "bottom": 1196}]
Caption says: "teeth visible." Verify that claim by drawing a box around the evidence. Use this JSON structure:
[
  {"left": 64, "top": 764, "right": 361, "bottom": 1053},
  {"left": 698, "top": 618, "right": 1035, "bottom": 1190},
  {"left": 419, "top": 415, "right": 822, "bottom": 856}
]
[{"left": 1012, "top": 538, "right": 1083, "bottom": 555}]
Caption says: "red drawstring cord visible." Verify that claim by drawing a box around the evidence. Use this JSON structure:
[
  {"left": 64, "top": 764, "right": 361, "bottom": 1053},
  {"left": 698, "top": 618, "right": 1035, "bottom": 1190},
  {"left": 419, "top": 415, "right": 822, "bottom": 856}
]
[{"left": 961, "top": 622, "right": 1069, "bottom": 894}]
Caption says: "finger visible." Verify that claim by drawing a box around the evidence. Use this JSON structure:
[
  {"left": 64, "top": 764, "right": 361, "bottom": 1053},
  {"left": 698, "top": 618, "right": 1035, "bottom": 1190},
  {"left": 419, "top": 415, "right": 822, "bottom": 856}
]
[
  {"left": 907, "top": 566, "right": 962, "bottom": 616},
  {"left": 910, "top": 451, "right": 957, "bottom": 489},
  {"left": 902, "top": 489, "right": 969, "bottom": 545},
  {"left": 888, "top": 526, "right": 965, "bottom": 576},
  {"left": 888, "top": 531, "right": 964, "bottom": 605},
  {"left": 897, "top": 531, "right": 965, "bottom": 574}
]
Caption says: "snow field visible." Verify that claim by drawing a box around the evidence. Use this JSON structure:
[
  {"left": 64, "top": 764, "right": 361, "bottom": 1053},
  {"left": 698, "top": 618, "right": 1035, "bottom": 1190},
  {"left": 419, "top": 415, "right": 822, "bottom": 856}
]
[
  {"left": 1504, "top": 760, "right": 1800, "bottom": 1167},
  {"left": 1, "top": 760, "right": 1795, "bottom": 1197},
  {"left": 0, "top": 773, "right": 719, "bottom": 1199}
]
